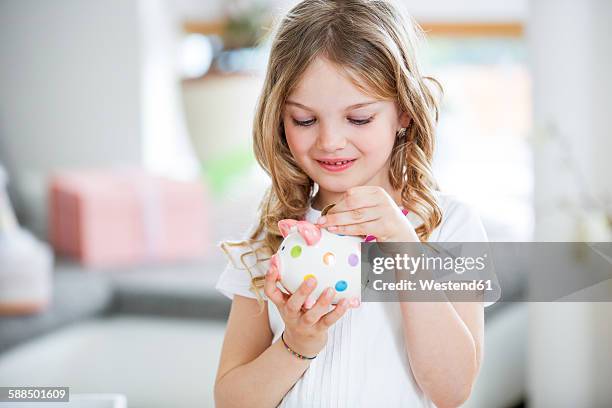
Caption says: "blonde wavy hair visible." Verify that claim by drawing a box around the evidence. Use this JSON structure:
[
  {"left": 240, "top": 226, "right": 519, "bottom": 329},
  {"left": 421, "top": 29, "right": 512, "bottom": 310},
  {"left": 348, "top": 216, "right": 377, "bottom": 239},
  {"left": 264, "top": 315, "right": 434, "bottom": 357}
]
[{"left": 221, "top": 0, "right": 443, "bottom": 305}]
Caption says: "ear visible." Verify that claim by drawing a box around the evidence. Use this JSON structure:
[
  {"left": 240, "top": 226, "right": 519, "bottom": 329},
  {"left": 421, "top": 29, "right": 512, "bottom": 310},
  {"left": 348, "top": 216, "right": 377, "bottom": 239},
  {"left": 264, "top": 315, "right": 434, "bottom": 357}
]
[
  {"left": 297, "top": 221, "right": 322, "bottom": 246},
  {"left": 278, "top": 219, "right": 299, "bottom": 238},
  {"left": 399, "top": 111, "right": 411, "bottom": 128}
]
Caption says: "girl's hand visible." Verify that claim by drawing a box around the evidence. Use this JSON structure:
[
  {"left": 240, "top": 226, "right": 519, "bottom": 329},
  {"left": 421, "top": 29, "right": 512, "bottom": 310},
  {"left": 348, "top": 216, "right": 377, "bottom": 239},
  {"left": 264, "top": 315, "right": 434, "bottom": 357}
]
[
  {"left": 315, "top": 186, "right": 419, "bottom": 242},
  {"left": 263, "top": 263, "right": 352, "bottom": 357}
]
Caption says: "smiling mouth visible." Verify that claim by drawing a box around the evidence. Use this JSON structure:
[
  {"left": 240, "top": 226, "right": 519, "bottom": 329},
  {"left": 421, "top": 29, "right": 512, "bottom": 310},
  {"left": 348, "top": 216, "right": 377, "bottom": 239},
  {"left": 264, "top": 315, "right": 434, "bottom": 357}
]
[
  {"left": 316, "top": 159, "right": 356, "bottom": 165},
  {"left": 315, "top": 158, "right": 357, "bottom": 172}
]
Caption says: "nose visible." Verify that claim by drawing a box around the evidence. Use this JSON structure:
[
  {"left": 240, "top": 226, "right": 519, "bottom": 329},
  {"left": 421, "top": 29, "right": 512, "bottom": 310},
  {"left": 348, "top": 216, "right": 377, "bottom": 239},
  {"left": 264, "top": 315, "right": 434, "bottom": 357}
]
[{"left": 316, "top": 122, "right": 347, "bottom": 152}]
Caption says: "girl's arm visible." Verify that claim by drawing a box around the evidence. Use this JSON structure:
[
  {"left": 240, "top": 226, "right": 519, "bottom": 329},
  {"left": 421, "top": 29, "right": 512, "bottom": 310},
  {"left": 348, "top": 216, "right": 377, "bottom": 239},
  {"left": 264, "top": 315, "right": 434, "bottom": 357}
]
[
  {"left": 214, "top": 295, "right": 311, "bottom": 408},
  {"left": 316, "top": 187, "right": 485, "bottom": 407},
  {"left": 399, "top": 299, "right": 484, "bottom": 408},
  {"left": 215, "top": 271, "right": 350, "bottom": 408}
]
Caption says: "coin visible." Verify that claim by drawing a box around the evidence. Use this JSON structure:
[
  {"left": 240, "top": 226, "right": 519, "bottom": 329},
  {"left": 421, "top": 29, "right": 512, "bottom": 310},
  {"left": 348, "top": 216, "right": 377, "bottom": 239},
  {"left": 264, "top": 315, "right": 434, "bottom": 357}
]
[{"left": 321, "top": 203, "right": 336, "bottom": 216}]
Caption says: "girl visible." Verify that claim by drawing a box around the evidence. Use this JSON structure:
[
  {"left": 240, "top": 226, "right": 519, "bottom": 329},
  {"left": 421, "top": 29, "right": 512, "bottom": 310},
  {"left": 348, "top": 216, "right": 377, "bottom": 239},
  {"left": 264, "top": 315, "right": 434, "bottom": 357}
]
[{"left": 215, "top": 0, "right": 494, "bottom": 406}]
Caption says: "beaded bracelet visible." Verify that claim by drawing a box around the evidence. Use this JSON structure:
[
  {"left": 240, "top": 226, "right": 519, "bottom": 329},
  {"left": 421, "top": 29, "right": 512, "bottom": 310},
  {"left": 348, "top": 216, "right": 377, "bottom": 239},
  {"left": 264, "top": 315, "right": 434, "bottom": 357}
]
[{"left": 281, "top": 331, "right": 317, "bottom": 360}]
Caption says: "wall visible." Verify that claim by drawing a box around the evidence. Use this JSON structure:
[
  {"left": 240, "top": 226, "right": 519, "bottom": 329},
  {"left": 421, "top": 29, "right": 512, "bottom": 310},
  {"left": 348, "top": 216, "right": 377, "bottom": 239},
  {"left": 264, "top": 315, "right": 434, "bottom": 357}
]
[
  {"left": 0, "top": 0, "right": 142, "bottom": 170},
  {"left": 172, "top": 0, "right": 527, "bottom": 23},
  {"left": 0, "top": 0, "right": 142, "bottom": 234},
  {"left": 529, "top": 0, "right": 612, "bottom": 406},
  {"left": 0, "top": 0, "right": 200, "bottom": 235}
]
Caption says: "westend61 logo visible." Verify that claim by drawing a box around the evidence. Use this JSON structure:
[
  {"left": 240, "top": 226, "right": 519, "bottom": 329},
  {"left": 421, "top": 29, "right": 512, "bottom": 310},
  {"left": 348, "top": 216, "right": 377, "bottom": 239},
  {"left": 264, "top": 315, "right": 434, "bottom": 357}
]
[
  {"left": 361, "top": 242, "right": 502, "bottom": 303},
  {"left": 371, "top": 253, "right": 488, "bottom": 275},
  {"left": 361, "top": 242, "right": 612, "bottom": 303}
]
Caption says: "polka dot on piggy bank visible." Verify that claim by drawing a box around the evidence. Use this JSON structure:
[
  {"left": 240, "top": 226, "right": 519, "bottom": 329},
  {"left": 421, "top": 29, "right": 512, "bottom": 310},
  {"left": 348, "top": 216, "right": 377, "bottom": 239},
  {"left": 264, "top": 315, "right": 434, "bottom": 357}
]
[
  {"left": 322, "top": 252, "right": 335, "bottom": 266},
  {"left": 348, "top": 253, "right": 359, "bottom": 267},
  {"left": 335, "top": 280, "right": 348, "bottom": 292},
  {"left": 291, "top": 245, "right": 302, "bottom": 258}
]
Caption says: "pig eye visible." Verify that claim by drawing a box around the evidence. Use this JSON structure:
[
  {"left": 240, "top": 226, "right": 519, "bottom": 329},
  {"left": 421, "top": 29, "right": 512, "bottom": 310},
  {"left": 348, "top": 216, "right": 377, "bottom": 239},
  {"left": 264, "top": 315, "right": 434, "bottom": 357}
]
[{"left": 281, "top": 245, "right": 285, "bottom": 251}]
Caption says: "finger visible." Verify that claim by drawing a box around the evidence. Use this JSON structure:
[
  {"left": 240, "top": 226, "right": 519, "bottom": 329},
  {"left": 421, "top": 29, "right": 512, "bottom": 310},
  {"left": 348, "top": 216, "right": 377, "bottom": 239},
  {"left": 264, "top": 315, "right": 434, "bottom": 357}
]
[
  {"left": 263, "top": 265, "right": 288, "bottom": 306},
  {"left": 327, "top": 218, "right": 381, "bottom": 237},
  {"left": 323, "top": 206, "right": 381, "bottom": 229},
  {"left": 316, "top": 298, "right": 350, "bottom": 330},
  {"left": 330, "top": 187, "right": 383, "bottom": 213},
  {"left": 302, "top": 294, "right": 316, "bottom": 311},
  {"left": 301, "top": 287, "right": 335, "bottom": 326},
  {"left": 284, "top": 276, "right": 317, "bottom": 318},
  {"left": 317, "top": 190, "right": 383, "bottom": 227}
]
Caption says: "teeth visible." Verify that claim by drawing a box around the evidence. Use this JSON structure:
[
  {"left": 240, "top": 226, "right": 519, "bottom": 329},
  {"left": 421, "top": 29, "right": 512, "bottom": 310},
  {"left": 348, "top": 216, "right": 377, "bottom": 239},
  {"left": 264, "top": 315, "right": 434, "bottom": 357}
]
[{"left": 323, "top": 160, "right": 351, "bottom": 165}]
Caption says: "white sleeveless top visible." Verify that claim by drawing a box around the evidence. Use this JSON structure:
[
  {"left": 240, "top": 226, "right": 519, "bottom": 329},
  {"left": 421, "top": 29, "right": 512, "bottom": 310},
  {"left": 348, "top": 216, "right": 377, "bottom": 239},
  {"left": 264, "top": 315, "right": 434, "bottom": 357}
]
[{"left": 216, "top": 193, "right": 499, "bottom": 407}]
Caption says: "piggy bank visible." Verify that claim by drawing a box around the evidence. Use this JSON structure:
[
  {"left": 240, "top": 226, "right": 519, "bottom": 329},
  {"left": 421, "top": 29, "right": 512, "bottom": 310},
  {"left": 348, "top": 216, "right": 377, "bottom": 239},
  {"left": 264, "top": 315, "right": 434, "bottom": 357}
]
[{"left": 270, "top": 219, "right": 362, "bottom": 308}]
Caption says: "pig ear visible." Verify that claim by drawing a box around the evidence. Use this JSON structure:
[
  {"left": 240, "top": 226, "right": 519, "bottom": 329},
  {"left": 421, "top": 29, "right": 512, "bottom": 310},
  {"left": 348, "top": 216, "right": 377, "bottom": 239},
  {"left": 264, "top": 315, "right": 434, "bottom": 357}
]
[
  {"left": 278, "top": 219, "right": 299, "bottom": 238},
  {"left": 297, "top": 221, "right": 322, "bottom": 246}
]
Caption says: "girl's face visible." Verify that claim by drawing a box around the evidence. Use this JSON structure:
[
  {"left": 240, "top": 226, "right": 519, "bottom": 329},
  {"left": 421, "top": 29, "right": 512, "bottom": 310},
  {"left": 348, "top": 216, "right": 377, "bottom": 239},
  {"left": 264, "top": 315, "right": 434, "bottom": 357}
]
[{"left": 283, "top": 56, "right": 409, "bottom": 206}]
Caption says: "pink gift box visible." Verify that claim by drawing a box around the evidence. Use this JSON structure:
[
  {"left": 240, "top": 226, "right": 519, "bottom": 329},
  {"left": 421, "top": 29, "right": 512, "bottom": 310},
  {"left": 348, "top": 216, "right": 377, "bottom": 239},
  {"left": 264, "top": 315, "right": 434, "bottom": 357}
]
[{"left": 49, "top": 169, "right": 210, "bottom": 267}]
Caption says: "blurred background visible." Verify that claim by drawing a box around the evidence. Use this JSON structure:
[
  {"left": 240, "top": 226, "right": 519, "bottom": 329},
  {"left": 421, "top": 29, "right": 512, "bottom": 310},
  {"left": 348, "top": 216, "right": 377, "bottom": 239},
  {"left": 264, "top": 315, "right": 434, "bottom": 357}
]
[{"left": 0, "top": 0, "right": 610, "bottom": 407}]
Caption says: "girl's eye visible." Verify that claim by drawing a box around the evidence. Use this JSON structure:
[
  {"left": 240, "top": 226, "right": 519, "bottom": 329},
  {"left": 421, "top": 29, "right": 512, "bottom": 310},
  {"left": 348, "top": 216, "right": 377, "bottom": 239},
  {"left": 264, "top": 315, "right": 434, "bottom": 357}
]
[
  {"left": 292, "top": 117, "right": 373, "bottom": 127},
  {"left": 348, "top": 117, "right": 373, "bottom": 126},
  {"left": 293, "top": 118, "right": 315, "bottom": 127}
]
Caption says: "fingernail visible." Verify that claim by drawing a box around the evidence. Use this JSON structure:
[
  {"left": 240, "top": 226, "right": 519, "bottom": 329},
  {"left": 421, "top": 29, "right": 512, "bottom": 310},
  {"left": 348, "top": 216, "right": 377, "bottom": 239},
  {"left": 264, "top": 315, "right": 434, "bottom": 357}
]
[
  {"left": 326, "top": 288, "right": 334, "bottom": 299},
  {"left": 328, "top": 226, "right": 337, "bottom": 231},
  {"left": 306, "top": 277, "right": 316, "bottom": 287},
  {"left": 316, "top": 216, "right": 326, "bottom": 225}
]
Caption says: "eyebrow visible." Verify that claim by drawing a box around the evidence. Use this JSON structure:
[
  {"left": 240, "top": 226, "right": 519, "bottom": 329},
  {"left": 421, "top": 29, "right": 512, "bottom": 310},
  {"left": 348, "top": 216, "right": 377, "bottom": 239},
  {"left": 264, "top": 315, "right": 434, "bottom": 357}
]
[{"left": 285, "top": 100, "right": 379, "bottom": 111}]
